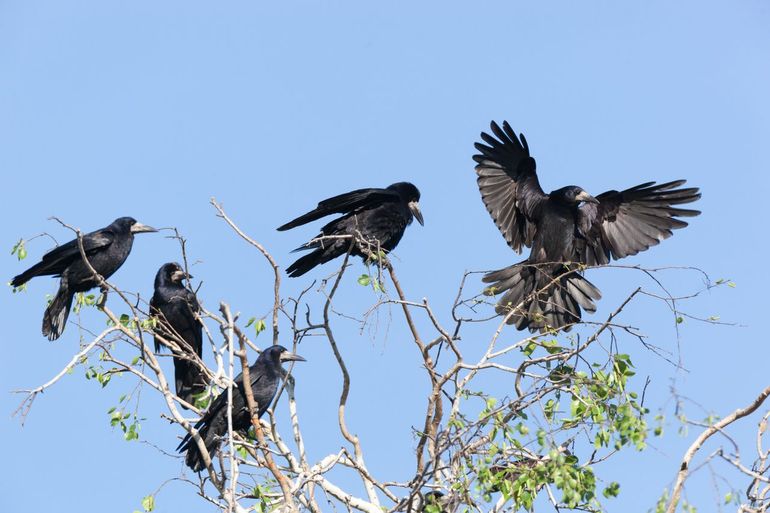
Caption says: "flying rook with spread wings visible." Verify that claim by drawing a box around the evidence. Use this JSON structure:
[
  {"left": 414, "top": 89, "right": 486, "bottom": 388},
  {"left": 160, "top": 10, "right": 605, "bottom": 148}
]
[{"left": 474, "top": 121, "right": 701, "bottom": 332}]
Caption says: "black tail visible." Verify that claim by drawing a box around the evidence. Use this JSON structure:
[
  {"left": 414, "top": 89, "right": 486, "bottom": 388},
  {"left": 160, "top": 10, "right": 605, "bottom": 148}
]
[
  {"left": 483, "top": 262, "right": 601, "bottom": 332},
  {"left": 185, "top": 428, "right": 218, "bottom": 472},
  {"left": 175, "top": 358, "right": 209, "bottom": 409},
  {"left": 42, "top": 284, "right": 74, "bottom": 340},
  {"left": 185, "top": 444, "right": 208, "bottom": 473},
  {"left": 285, "top": 247, "right": 343, "bottom": 277},
  {"left": 178, "top": 420, "right": 224, "bottom": 472}
]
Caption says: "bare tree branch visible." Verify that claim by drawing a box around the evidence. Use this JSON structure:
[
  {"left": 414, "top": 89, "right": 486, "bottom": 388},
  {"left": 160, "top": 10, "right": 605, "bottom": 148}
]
[{"left": 667, "top": 384, "right": 770, "bottom": 513}]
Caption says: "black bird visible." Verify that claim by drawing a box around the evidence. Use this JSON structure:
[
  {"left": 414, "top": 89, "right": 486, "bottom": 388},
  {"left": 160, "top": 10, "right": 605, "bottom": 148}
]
[
  {"left": 277, "top": 182, "right": 424, "bottom": 277},
  {"left": 474, "top": 121, "right": 701, "bottom": 331},
  {"left": 177, "top": 345, "right": 306, "bottom": 472},
  {"left": 11, "top": 216, "right": 157, "bottom": 340},
  {"left": 150, "top": 262, "right": 208, "bottom": 408},
  {"left": 413, "top": 491, "right": 447, "bottom": 513}
]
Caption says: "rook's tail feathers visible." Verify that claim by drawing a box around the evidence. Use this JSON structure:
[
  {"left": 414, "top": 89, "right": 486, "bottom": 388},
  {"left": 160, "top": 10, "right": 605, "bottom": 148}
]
[
  {"left": 185, "top": 435, "right": 219, "bottom": 473},
  {"left": 483, "top": 263, "right": 601, "bottom": 332},
  {"left": 285, "top": 247, "right": 342, "bottom": 277},
  {"left": 179, "top": 424, "right": 219, "bottom": 473},
  {"left": 42, "top": 285, "right": 73, "bottom": 340},
  {"left": 175, "top": 359, "right": 210, "bottom": 410},
  {"left": 179, "top": 420, "right": 240, "bottom": 472}
]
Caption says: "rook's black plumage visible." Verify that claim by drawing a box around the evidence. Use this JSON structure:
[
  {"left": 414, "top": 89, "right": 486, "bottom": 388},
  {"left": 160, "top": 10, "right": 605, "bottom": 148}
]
[
  {"left": 151, "top": 262, "right": 207, "bottom": 408},
  {"left": 11, "top": 216, "right": 157, "bottom": 340},
  {"left": 278, "top": 182, "right": 424, "bottom": 277},
  {"left": 177, "top": 345, "right": 305, "bottom": 472},
  {"left": 416, "top": 491, "right": 448, "bottom": 513},
  {"left": 474, "top": 121, "right": 701, "bottom": 331}
]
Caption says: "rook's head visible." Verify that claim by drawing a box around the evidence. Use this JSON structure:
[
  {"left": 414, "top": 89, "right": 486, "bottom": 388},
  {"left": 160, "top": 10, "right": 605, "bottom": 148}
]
[
  {"left": 260, "top": 345, "right": 307, "bottom": 365},
  {"left": 388, "top": 182, "right": 424, "bottom": 226},
  {"left": 550, "top": 186, "right": 598, "bottom": 206},
  {"left": 112, "top": 216, "right": 158, "bottom": 234},
  {"left": 155, "top": 262, "right": 191, "bottom": 288}
]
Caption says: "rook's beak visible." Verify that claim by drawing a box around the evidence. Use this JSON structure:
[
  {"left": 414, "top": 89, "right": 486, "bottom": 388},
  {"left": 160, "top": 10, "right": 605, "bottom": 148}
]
[
  {"left": 172, "top": 270, "right": 192, "bottom": 281},
  {"left": 576, "top": 191, "right": 599, "bottom": 204},
  {"left": 131, "top": 222, "right": 158, "bottom": 234},
  {"left": 408, "top": 201, "right": 424, "bottom": 226},
  {"left": 280, "top": 352, "right": 307, "bottom": 363}
]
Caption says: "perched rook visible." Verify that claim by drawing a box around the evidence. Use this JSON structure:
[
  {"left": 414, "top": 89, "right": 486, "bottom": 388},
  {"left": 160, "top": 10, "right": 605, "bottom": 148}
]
[
  {"left": 11, "top": 216, "right": 157, "bottom": 340},
  {"left": 278, "top": 182, "right": 424, "bottom": 277},
  {"left": 177, "top": 345, "right": 306, "bottom": 472},
  {"left": 150, "top": 262, "right": 207, "bottom": 408}
]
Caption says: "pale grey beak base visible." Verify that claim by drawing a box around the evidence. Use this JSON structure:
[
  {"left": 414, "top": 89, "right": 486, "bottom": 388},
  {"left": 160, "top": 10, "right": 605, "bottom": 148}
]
[
  {"left": 280, "top": 352, "right": 307, "bottom": 363},
  {"left": 131, "top": 222, "right": 158, "bottom": 234},
  {"left": 171, "top": 270, "right": 191, "bottom": 282},
  {"left": 576, "top": 191, "right": 599, "bottom": 204},
  {"left": 409, "top": 201, "right": 424, "bottom": 226}
]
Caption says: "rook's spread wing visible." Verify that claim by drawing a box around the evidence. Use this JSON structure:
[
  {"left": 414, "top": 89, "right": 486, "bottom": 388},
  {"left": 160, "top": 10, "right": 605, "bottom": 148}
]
[
  {"left": 578, "top": 180, "right": 701, "bottom": 265},
  {"left": 473, "top": 121, "right": 547, "bottom": 253},
  {"left": 277, "top": 188, "right": 400, "bottom": 231}
]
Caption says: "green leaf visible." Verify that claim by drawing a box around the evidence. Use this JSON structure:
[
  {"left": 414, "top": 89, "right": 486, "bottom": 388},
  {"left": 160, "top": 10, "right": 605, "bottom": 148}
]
[
  {"left": 124, "top": 422, "right": 139, "bottom": 441},
  {"left": 483, "top": 286, "right": 498, "bottom": 296},
  {"left": 522, "top": 341, "right": 537, "bottom": 357},
  {"left": 543, "top": 399, "right": 557, "bottom": 422},
  {"left": 98, "top": 372, "right": 111, "bottom": 388},
  {"left": 193, "top": 390, "right": 212, "bottom": 410},
  {"left": 254, "top": 319, "right": 266, "bottom": 336},
  {"left": 11, "top": 239, "right": 27, "bottom": 261},
  {"left": 357, "top": 274, "right": 371, "bottom": 287},
  {"left": 141, "top": 494, "right": 155, "bottom": 512},
  {"left": 603, "top": 481, "right": 620, "bottom": 498},
  {"left": 542, "top": 339, "right": 562, "bottom": 354}
]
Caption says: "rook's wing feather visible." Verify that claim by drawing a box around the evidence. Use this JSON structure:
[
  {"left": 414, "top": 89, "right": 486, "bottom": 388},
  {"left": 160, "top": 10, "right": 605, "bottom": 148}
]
[
  {"left": 578, "top": 180, "right": 701, "bottom": 263},
  {"left": 11, "top": 230, "right": 114, "bottom": 286},
  {"left": 473, "top": 121, "right": 547, "bottom": 253},
  {"left": 41, "top": 231, "right": 114, "bottom": 264},
  {"left": 277, "top": 188, "right": 400, "bottom": 231}
]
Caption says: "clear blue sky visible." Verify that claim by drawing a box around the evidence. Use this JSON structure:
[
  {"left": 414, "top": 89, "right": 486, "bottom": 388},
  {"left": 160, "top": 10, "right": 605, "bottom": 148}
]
[{"left": 2, "top": 1, "right": 768, "bottom": 512}]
